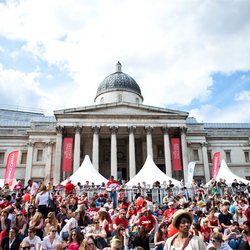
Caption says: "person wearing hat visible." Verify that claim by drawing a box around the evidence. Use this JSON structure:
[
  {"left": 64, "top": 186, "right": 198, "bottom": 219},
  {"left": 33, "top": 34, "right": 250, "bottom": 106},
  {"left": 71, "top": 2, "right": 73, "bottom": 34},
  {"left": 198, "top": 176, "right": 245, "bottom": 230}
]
[
  {"left": 65, "top": 179, "right": 75, "bottom": 194},
  {"left": 164, "top": 209, "right": 206, "bottom": 250},
  {"left": 138, "top": 207, "right": 156, "bottom": 243},
  {"left": 207, "top": 232, "right": 232, "bottom": 250},
  {"left": 161, "top": 201, "right": 177, "bottom": 225}
]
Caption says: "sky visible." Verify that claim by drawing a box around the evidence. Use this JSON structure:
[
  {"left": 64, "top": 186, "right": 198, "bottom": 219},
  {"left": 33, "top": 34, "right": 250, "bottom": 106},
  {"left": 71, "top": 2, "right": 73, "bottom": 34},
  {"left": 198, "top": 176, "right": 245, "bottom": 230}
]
[{"left": 0, "top": 0, "right": 250, "bottom": 123}]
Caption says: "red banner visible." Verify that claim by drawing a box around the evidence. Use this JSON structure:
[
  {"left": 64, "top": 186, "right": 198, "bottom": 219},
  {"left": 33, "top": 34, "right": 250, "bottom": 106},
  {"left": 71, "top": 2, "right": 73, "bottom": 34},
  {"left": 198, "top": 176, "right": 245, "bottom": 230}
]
[
  {"left": 5, "top": 151, "right": 18, "bottom": 186},
  {"left": 171, "top": 138, "right": 182, "bottom": 171},
  {"left": 212, "top": 152, "right": 220, "bottom": 179},
  {"left": 62, "top": 138, "right": 73, "bottom": 172}
]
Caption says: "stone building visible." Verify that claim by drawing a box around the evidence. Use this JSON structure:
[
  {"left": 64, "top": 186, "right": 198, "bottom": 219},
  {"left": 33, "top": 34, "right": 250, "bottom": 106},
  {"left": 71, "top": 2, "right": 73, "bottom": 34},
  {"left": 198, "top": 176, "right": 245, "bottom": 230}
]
[{"left": 0, "top": 62, "right": 250, "bottom": 185}]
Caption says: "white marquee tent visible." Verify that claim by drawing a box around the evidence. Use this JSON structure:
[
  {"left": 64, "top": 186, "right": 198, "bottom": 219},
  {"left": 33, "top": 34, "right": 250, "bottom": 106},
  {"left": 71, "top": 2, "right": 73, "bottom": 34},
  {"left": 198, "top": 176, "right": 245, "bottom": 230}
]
[
  {"left": 0, "top": 178, "right": 18, "bottom": 189},
  {"left": 206, "top": 159, "right": 250, "bottom": 186},
  {"left": 61, "top": 155, "right": 108, "bottom": 185},
  {"left": 126, "top": 155, "right": 180, "bottom": 187}
]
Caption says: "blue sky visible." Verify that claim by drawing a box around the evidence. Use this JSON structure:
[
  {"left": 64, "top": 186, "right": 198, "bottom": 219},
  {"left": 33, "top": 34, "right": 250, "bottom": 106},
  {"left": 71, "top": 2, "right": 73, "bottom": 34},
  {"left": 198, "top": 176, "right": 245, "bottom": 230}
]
[{"left": 0, "top": 0, "right": 250, "bottom": 123}]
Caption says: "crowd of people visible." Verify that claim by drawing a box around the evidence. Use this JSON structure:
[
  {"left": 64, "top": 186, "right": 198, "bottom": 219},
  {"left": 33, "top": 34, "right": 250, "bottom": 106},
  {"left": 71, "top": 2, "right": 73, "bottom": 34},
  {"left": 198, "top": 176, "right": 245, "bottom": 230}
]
[{"left": 0, "top": 176, "right": 250, "bottom": 250}]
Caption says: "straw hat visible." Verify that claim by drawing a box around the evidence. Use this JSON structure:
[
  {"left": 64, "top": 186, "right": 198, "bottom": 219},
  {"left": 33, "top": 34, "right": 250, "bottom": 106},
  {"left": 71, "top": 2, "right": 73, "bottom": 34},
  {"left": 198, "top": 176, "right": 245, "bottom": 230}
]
[{"left": 171, "top": 209, "right": 194, "bottom": 230}]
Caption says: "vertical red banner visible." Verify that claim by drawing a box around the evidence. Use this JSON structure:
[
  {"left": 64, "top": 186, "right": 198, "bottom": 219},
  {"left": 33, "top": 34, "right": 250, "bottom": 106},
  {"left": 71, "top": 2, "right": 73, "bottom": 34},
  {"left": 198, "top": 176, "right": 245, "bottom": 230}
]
[
  {"left": 212, "top": 152, "right": 220, "bottom": 179},
  {"left": 5, "top": 151, "right": 18, "bottom": 186},
  {"left": 171, "top": 138, "right": 182, "bottom": 171},
  {"left": 62, "top": 138, "right": 73, "bottom": 172}
]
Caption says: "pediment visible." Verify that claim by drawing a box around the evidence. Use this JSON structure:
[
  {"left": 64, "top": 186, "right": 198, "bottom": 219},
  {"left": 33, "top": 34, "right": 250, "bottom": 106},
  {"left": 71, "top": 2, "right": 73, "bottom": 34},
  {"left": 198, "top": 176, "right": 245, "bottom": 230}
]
[{"left": 54, "top": 102, "right": 188, "bottom": 119}]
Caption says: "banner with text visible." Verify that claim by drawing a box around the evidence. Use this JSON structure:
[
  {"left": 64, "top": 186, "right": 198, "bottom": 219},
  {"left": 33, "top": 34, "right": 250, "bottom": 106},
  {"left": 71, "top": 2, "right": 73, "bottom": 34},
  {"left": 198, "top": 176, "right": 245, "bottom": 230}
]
[
  {"left": 187, "top": 162, "right": 196, "bottom": 187},
  {"left": 62, "top": 138, "right": 73, "bottom": 172},
  {"left": 212, "top": 152, "right": 220, "bottom": 179},
  {"left": 5, "top": 151, "right": 19, "bottom": 186},
  {"left": 171, "top": 138, "right": 182, "bottom": 171}
]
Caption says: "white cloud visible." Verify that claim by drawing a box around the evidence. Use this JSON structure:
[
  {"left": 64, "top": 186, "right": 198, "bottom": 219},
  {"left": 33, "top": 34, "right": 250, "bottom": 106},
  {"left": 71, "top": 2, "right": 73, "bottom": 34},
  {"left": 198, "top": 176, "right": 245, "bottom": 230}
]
[
  {"left": 235, "top": 91, "right": 250, "bottom": 101},
  {"left": 0, "top": 0, "right": 250, "bottom": 119}
]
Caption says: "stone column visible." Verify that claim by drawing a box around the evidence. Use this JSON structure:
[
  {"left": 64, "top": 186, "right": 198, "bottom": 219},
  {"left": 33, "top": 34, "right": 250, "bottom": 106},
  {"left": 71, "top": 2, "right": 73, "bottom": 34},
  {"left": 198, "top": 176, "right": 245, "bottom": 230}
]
[
  {"left": 162, "top": 127, "right": 172, "bottom": 177},
  {"left": 25, "top": 141, "right": 34, "bottom": 186},
  {"left": 145, "top": 126, "right": 153, "bottom": 158},
  {"left": 128, "top": 126, "right": 136, "bottom": 179},
  {"left": 73, "top": 126, "right": 82, "bottom": 173},
  {"left": 110, "top": 126, "right": 118, "bottom": 179},
  {"left": 92, "top": 126, "right": 100, "bottom": 171},
  {"left": 45, "top": 141, "right": 54, "bottom": 183},
  {"left": 54, "top": 126, "right": 64, "bottom": 184},
  {"left": 180, "top": 126, "right": 188, "bottom": 184},
  {"left": 201, "top": 142, "right": 210, "bottom": 183}
]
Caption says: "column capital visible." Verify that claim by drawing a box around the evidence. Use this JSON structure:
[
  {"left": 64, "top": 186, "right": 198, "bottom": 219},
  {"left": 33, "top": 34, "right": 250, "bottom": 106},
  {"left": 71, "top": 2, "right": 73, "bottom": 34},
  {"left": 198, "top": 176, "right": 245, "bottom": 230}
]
[
  {"left": 109, "top": 126, "right": 118, "bottom": 134},
  {"left": 179, "top": 126, "right": 187, "bottom": 134},
  {"left": 201, "top": 142, "right": 208, "bottom": 147},
  {"left": 92, "top": 126, "right": 100, "bottom": 134},
  {"left": 27, "top": 141, "right": 34, "bottom": 147},
  {"left": 161, "top": 126, "right": 170, "bottom": 134},
  {"left": 145, "top": 126, "right": 153, "bottom": 135},
  {"left": 56, "top": 125, "right": 64, "bottom": 134},
  {"left": 74, "top": 126, "right": 82, "bottom": 134},
  {"left": 46, "top": 141, "right": 54, "bottom": 147},
  {"left": 127, "top": 126, "right": 136, "bottom": 134}
]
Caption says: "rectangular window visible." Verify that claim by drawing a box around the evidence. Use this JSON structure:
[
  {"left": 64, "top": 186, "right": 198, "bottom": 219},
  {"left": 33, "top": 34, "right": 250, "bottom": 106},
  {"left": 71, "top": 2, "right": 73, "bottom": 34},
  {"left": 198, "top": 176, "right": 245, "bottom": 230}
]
[
  {"left": 0, "top": 152, "right": 4, "bottom": 164},
  {"left": 225, "top": 151, "right": 231, "bottom": 163},
  {"left": 245, "top": 152, "right": 250, "bottom": 163},
  {"left": 37, "top": 150, "right": 43, "bottom": 162},
  {"left": 21, "top": 152, "right": 27, "bottom": 164},
  {"left": 207, "top": 151, "right": 212, "bottom": 163},
  {"left": 193, "top": 150, "right": 199, "bottom": 161}
]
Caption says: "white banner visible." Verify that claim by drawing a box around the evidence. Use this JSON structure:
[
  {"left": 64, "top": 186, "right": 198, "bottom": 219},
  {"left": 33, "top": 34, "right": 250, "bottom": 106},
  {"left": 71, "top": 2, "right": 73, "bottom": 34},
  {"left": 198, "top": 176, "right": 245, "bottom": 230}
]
[{"left": 187, "top": 162, "right": 196, "bottom": 187}]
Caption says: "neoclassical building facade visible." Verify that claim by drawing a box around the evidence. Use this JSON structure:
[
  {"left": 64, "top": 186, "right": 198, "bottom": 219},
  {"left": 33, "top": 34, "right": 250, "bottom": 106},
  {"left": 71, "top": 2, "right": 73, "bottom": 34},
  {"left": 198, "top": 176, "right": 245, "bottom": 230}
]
[{"left": 0, "top": 62, "right": 250, "bottom": 185}]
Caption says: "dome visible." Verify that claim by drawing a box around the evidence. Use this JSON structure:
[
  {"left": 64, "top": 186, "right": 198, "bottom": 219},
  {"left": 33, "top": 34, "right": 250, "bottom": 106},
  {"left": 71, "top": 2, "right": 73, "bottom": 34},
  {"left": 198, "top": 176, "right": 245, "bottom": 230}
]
[{"left": 95, "top": 62, "right": 143, "bottom": 100}]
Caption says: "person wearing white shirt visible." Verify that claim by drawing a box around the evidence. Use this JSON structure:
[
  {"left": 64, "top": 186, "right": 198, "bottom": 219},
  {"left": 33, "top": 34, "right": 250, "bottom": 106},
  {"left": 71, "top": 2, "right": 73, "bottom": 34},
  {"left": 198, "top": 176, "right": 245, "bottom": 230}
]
[
  {"left": 42, "top": 226, "right": 61, "bottom": 250},
  {"left": 23, "top": 228, "right": 41, "bottom": 250},
  {"left": 60, "top": 212, "right": 80, "bottom": 240}
]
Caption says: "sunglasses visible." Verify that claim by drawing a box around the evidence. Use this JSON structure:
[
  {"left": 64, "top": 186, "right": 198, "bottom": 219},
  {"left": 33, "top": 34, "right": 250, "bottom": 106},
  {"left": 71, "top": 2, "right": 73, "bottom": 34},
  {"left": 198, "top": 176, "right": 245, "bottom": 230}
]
[
  {"left": 17, "top": 214, "right": 23, "bottom": 216},
  {"left": 93, "top": 221, "right": 99, "bottom": 224},
  {"left": 22, "top": 247, "right": 31, "bottom": 250},
  {"left": 72, "top": 233, "right": 77, "bottom": 236},
  {"left": 28, "top": 231, "right": 33, "bottom": 234},
  {"left": 29, "top": 207, "right": 34, "bottom": 209},
  {"left": 210, "top": 239, "right": 219, "bottom": 243},
  {"left": 88, "top": 243, "right": 94, "bottom": 246},
  {"left": 120, "top": 228, "right": 125, "bottom": 231},
  {"left": 51, "top": 230, "right": 57, "bottom": 233}
]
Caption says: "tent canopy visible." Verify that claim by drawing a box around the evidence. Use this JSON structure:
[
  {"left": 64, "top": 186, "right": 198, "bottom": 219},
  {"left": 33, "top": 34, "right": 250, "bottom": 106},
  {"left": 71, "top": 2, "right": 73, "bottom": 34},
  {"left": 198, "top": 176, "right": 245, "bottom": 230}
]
[
  {"left": 0, "top": 179, "right": 18, "bottom": 189},
  {"left": 206, "top": 159, "right": 250, "bottom": 186},
  {"left": 61, "top": 155, "right": 108, "bottom": 185},
  {"left": 127, "top": 155, "right": 180, "bottom": 187}
]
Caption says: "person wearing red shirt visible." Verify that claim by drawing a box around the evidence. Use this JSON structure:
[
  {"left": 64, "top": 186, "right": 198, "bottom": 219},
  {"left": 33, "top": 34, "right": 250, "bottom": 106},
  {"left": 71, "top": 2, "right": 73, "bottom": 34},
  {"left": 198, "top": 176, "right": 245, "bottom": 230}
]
[
  {"left": 87, "top": 203, "right": 99, "bottom": 219},
  {"left": 112, "top": 209, "right": 129, "bottom": 236},
  {"left": 161, "top": 201, "right": 178, "bottom": 224},
  {"left": 13, "top": 180, "right": 23, "bottom": 191},
  {"left": 0, "top": 196, "right": 12, "bottom": 210},
  {"left": 106, "top": 176, "right": 119, "bottom": 209},
  {"left": 65, "top": 179, "right": 75, "bottom": 194},
  {"left": 139, "top": 207, "right": 156, "bottom": 242}
]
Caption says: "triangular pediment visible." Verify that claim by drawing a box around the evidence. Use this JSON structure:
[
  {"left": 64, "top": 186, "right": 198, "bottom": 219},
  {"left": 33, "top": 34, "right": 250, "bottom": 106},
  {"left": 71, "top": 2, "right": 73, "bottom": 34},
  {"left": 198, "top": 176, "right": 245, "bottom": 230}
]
[{"left": 54, "top": 102, "right": 188, "bottom": 119}]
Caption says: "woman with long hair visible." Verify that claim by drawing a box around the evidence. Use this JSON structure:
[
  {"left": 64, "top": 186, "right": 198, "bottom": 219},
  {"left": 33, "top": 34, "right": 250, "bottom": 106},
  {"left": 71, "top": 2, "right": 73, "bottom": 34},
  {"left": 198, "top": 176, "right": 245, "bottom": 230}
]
[
  {"left": 112, "top": 224, "right": 126, "bottom": 249},
  {"left": 190, "top": 222, "right": 202, "bottom": 237},
  {"left": 26, "top": 205, "right": 36, "bottom": 225},
  {"left": 12, "top": 211, "right": 27, "bottom": 240},
  {"left": 44, "top": 212, "right": 59, "bottom": 236},
  {"left": 119, "top": 197, "right": 130, "bottom": 212},
  {"left": 0, "top": 209, "right": 11, "bottom": 242},
  {"left": 67, "top": 229, "right": 82, "bottom": 250},
  {"left": 133, "top": 226, "right": 150, "bottom": 250},
  {"left": 86, "top": 219, "right": 107, "bottom": 250},
  {"left": 35, "top": 184, "right": 52, "bottom": 220},
  {"left": 233, "top": 206, "right": 247, "bottom": 226},
  {"left": 154, "top": 223, "right": 168, "bottom": 250},
  {"left": 207, "top": 207, "right": 221, "bottom": 232},
  {"left": 98, "top": 209, "right": 112, "bottom": 236},
  {"left": 200, "top": 218, "right": 211, "bottom": 244},
  {"left": 242, "top": 221, "right": 250, "bottom": 240},
  {"left": 78, "top": 210, "right": 91, "bottom": 231},
  {"left": 126, "top": 204, "right": 139, "bottom": 226},
  {"left": 60, "top": 211, "right": 80, "bottom": 241},
  {"left": 42, "top": 226, "right": 62, "bottom": 250},
  {"left": 29, "top": 212, "right": 43, "bottom": 240},
  {"left": 79, "top": 237, "right": 97, "bottom": 250},
  {"left": 55, "top": 241, "right": 68, "bottom": 250},
  {"left": 20, "top": 241, "right": 31, "bottom": 250}
]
